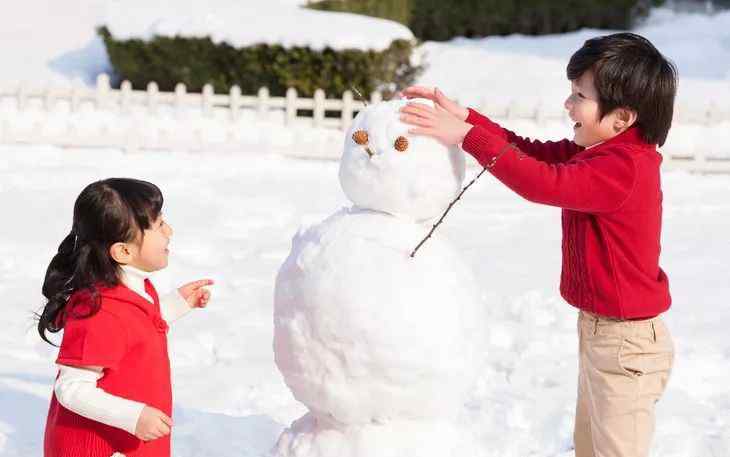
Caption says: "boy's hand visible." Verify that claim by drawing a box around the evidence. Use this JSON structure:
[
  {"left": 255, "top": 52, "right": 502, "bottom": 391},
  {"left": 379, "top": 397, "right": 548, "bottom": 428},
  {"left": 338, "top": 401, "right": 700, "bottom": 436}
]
[
  {"left": 135, "top": 406, "right": 172, "bottom": 441},
  {"left": 178, "top": 279, "right": 214, "bottom": 308},
  {"left": 400, "top": 102, "right": 472, "bottom": 146},
  {"left": 399, "top": 86, "right": 469, "bottom": 121}
]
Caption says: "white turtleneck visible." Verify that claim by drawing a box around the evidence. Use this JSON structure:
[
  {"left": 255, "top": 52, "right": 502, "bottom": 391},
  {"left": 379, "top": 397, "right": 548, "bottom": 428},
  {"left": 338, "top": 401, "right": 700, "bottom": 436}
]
[{"left": 53, "top": 266, "right": 192, "bottom": 436}]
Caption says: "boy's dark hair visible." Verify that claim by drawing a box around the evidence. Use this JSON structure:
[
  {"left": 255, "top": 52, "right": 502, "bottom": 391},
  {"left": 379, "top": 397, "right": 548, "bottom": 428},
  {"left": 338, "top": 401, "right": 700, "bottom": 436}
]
[
  {"left": 567, "top": 32, "right": 677, "bottom": 146},
  {"left": 37, "top": 178, "right": 163, "bottom": 345}
]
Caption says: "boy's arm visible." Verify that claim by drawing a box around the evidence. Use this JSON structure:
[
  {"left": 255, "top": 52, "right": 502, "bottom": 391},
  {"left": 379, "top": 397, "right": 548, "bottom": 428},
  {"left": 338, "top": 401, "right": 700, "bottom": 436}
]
[
  {"left": 54, "top": 365, "right": 145, "bottom": 435},
  {"left": 466, "top": 108, "right": 582, "bottom": 164},
  {"left": 462, "top": 126, "right": 635, "bottom": 212}
]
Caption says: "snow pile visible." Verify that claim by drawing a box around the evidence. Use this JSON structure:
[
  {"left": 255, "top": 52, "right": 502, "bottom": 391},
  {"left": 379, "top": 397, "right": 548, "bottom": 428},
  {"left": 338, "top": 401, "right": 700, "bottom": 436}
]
[
  {"left": 273, "top": 101, "right": 483, "bottom": 456},
  {"left": 339, "top": 99, "right": 465, "bottom": 221},
  {"left": 273, "top": 209, "right": 483, "bottom": 456},
  {"left": 102, "top": 0, "right": 414, "bottom": 51},
  {"left": 274, "top": 209, "right": 482, "bottom": 420}
]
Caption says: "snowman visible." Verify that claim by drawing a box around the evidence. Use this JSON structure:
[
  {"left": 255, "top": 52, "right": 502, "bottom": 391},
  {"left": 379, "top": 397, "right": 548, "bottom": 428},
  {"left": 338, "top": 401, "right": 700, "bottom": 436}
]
[{"left": 272, "top": 99, "right": 484, "bottom": 457}]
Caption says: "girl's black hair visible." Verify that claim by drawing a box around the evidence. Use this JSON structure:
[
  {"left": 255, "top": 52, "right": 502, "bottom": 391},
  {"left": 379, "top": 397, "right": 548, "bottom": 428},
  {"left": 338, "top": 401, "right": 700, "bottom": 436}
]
[
  {"left": 38, "top": 178, "right": 163, "bottom": 345},
  {"left": 567, "top": 32, "right": 678, "bottom": 146}
]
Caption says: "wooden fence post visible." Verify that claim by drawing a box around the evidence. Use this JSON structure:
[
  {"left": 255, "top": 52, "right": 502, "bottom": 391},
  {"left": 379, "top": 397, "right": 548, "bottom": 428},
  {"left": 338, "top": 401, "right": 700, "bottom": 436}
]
[
  {"left": 44, "top": 87, "right": 56, "bottom": 111},
  {"left": 96, "top": 73, "right": 111, "bottom": 110},
  {"left": 120, "top": 80, "right": 133, "bottom": 113},
  {"left": 202, "top": 84, "right": 214, "bottom": 117},
  {"left": 174, "top": 83, "right": 187, "bottom": 117},
  {"left": 534, "top": 101, "right": 544, "bottom": 125},
  {"left": 257, "top": 87, "right": 270, "bottom": 116},
  {"left": 147, "top": 81, "right": 159, "bottom": 114},
  {"left": 286, "top": 88, "right": 298, "bottom": 125},
  {"left": 313, "top": 89, "right": 325, "bottom": 127},
  {"left": 370, "top": 91, "right": 382, "bottom": 104},
  {"left": 17, "top": 84, "right": 28, "bottom": 111},
  {"left": 0, "top": 120, "right": 7, "bottom": 143},
  {"left": 70, "top": 82, "right": 82, "bottom": 112},
  {"left": 341, "top": 90, "right": 354, "bottom": 131},
  {"left": 230, "top": 85, "right": 241, "bottom": 121}
]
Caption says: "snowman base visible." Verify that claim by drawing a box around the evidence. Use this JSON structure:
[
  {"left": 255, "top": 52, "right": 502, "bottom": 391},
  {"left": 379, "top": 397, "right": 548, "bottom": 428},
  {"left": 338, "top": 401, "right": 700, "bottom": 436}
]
[{"left": 272, "top": 412, "right": 477, "bottom": 457}]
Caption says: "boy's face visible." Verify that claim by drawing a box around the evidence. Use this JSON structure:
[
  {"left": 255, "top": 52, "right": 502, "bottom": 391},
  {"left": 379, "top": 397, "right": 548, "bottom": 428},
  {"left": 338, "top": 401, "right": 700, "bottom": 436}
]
[{"left": 565, "top": 70, "right": 623, "bottom": 147}]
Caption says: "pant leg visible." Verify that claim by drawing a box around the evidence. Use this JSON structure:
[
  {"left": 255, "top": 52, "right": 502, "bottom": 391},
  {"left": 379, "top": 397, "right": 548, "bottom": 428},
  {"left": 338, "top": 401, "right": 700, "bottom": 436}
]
[
  {"left": 574, "top": 313, "right": 595, "bottom": 457},
  {"left": 583, "top": 315, "right": 674, "bottom": 457}
]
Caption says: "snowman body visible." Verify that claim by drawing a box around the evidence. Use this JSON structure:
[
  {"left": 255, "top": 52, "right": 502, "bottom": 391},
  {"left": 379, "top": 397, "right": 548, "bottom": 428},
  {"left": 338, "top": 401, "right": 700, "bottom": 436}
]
[{"left": 273, "top": 99, "right": 483, "bottom": 456}]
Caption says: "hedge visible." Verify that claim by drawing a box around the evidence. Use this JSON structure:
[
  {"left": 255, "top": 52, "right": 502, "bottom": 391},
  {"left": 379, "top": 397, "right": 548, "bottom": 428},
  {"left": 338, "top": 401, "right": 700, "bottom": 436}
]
[
  {"left": 98, "top": 26, "right": 421, "bottom": 98},
  {"left": 307, "top": 0, "right": 661, "bottom": 41}
]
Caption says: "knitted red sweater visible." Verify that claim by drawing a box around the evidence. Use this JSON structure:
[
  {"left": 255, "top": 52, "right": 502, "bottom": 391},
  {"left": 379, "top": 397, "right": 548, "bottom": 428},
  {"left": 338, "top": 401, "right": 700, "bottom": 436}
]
[
  {"left": 462, "top": 108, "right": 671, "bottom": 319},
  {"left": 44, "top": 282, "right": 172, "bottom": 457}
]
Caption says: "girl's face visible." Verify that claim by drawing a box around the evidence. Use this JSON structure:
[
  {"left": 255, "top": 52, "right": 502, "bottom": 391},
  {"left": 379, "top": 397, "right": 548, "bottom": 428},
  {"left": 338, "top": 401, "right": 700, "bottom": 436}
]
[
  {"left": 564, "top": 70, "right": 625, "bottom": 147},
  {"left": 126, "top": 215, "right": 173, "bottom": 272}
]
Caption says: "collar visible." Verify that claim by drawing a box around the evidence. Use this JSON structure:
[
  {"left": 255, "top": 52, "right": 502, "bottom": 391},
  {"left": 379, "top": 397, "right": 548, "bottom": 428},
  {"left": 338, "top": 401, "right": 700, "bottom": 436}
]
[
  {"left": 119, "top": 264, "right": 155, "bottom": 305},
  {"left": 593, "top": 126, "right": 653, "bottom": 151},
  {"left": 101, "top": 265, "right": 169, "bottom": 333}
]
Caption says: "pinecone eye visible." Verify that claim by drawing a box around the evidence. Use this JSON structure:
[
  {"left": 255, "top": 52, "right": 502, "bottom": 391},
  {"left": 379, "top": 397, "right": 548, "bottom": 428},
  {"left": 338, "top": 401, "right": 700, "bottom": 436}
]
[
  {"left": 394, "top": 136, "right": 409, "bottom": 152},
  {"left": 352, "top": 130, "right": 369, "bottom": 145}
]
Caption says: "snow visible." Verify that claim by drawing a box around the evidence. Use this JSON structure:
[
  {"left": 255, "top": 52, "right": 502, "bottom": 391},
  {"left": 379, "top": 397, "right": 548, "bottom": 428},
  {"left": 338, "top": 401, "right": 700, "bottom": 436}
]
[
  {"left": 103, "top": 0, "right": 414, "bottom": 52},
  {"left": 2, "top": 144, "right": 729, "bottom": 456},
  {"left": 1, "top": 2, "right": 730, "bottom": 456},
  {"left": 339, "top": 99, "right": 465, "bottom": 221},
  {"left": 273, "top": 208, "right": 483, "bottom": 456},
  {"left": 274, "top": 413, "right": 478, "bottom": 457},
  {"left": 0, "top": 0, "right": 413, "bottom": 86},
  {"left": 416, "top": 8, "right": 730, "bottom": 114},
  {"left": 273, "top": 101, "right": 479, "bottom": 455}
]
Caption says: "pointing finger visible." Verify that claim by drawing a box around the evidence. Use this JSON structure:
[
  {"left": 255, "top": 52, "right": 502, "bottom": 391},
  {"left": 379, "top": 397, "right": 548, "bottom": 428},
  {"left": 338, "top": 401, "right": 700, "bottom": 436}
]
[{"left": 187, "top": 279, "right": 215, "bottom": 290}]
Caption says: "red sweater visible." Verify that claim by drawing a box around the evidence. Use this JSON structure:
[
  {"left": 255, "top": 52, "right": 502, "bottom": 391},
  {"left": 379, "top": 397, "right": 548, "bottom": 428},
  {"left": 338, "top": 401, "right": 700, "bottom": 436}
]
[
  {"left": 44, "top": 282, "right": 172, "bottom": 457},
  {"left": 462, "top": 108, "right": 671, "bottom": 319}
]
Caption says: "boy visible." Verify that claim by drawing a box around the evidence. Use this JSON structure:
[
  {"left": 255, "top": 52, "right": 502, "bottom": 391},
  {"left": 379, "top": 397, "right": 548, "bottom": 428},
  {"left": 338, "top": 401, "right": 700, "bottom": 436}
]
[{"left": 400, "top": 33, "right": 676, "bottom": 457}]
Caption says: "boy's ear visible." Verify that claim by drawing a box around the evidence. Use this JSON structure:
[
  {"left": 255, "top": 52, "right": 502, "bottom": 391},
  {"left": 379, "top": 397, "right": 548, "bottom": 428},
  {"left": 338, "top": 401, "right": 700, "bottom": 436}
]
[
  {"left": 614, "top": 108, "right": 638, "bottom": 132},
  {"left": 109, "top": 242, "right": 133, "bottom": 264}
]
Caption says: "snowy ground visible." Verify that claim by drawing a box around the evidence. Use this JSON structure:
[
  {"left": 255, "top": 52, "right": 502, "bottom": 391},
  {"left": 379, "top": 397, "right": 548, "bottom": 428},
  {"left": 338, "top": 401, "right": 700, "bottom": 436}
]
[
  {"left": 0, "top": 144, "right": 729, "bottom": 456},
  {"left": 1, "top": 1, "right": 729, "bottom": 456}
]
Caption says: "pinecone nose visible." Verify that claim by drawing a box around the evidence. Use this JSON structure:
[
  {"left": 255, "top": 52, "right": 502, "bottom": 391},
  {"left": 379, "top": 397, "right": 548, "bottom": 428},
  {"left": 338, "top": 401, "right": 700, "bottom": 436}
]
[{"left": 352, "top": 130, "right": 374, "bottom": 158}]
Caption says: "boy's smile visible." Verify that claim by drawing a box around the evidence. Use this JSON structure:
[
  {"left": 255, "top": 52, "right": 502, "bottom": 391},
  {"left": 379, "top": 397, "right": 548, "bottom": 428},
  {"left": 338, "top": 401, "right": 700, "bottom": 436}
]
[{"left": 565, "top": 69, "right": 633, "bottom": 148}]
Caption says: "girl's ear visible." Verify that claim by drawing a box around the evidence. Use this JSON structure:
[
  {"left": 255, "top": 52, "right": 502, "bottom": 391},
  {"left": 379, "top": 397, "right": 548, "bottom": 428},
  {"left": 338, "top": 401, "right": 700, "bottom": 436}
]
[
  {"left": 614, "top": 108, "right": 638, "bottom": 132},
  {"left": 109, "top": 242, "right": 133, "bottom": 264}
]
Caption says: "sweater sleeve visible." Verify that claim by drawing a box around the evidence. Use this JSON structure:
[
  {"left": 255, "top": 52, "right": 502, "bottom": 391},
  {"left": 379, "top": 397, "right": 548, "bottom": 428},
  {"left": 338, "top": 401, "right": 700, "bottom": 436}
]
[
  {"left": 54, "top": 365, "right": 145, "bottom": 436},
  {"left": 466, "top": 108, "right": 582, "bottom": 164},
  {"left": 462, "top": 125, "right": 636, "bottom": 213},
  {"left": 159, "top": 290, "right": 192, "bottom": 324}
]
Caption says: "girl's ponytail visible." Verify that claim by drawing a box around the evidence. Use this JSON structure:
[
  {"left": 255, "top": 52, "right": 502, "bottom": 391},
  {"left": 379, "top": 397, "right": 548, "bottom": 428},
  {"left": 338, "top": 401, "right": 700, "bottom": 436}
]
[{"left": 39, "top": 231, "right": 82, "bottom": 344}]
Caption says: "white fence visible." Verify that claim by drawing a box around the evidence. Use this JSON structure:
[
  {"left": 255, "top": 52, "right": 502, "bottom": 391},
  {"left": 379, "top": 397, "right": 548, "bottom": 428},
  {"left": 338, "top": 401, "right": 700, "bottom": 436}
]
[{"left": 0, "top": 74, "right": 729, "bottom": 172}]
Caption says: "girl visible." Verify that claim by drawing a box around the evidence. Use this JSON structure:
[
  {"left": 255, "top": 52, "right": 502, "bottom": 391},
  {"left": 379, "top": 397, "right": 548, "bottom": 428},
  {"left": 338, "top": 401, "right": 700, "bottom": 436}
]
[{"left": 39, "top": 178, "right": 213, "bottom": 457}]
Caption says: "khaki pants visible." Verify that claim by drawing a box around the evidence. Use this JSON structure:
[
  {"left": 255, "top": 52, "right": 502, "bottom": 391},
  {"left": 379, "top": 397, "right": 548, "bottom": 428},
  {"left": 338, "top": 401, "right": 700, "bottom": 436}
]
[{"left": 574, "top": 311, "right": 674, "bottom": 457}]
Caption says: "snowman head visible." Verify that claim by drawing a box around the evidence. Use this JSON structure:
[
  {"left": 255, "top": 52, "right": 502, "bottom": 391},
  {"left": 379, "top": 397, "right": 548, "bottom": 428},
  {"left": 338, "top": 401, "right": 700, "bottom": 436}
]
[{"left": 338, "top": 99, "right": 465, "bottom": 222}]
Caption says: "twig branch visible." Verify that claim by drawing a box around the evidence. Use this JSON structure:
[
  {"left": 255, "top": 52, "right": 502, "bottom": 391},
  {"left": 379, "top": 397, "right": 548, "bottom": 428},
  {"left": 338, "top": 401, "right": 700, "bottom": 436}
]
[
  {"left": 410, "top": 167, "right": 488, "bottom": 258},
  {"left": 351, "top": 86, "right": 368, "bottom": 107}
]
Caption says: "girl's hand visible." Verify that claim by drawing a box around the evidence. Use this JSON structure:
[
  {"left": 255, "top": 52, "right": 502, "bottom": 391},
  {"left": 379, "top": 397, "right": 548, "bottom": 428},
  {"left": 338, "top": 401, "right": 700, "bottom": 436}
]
[
  {"left": 399, "top": 86, "right": 469, "bottom": 121},
  {"left": 400, "top": 102, "right": 472, "bottom": 146},
  {"left": 178, "top": 279, "right": 214, "bottom": 308},
  {"left": 135, "top": 406, "right": 172, "bottom": 441}
]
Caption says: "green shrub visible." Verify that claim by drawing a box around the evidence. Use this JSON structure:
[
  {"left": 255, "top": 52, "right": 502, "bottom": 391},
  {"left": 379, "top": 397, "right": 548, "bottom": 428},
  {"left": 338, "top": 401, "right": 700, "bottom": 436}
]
[
  {"left": 412, "top": 0, "right": 651, "bottom": 40},
  {"left": 98, "top": 26, "right": 421, "bottom": 99},
  {"left": 306, "top": 0, "right": 412, "bottom": 25},
  {"left": 307, "top": 0, "right": 659, "bottom": 41}
]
